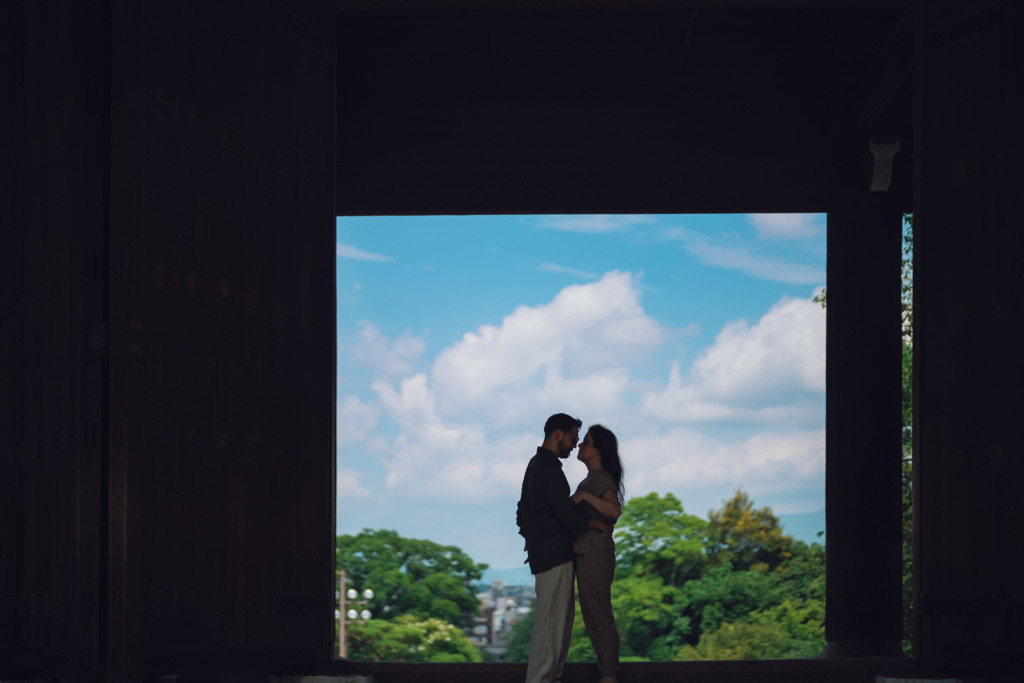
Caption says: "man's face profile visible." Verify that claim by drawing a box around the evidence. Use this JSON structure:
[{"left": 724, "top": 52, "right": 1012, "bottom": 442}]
[{"left": 558, "top": 427, "right": 580, "bottom": 458}]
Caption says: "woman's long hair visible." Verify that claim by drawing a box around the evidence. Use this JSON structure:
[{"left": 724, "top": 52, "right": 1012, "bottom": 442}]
[{"left": 587, "top": 424, "right": 625, "bottom": 505}]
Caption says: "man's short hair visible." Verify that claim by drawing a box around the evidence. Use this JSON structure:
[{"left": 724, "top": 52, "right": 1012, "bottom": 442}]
[{"left": 544, "top": 413, "right": 582, "bottom": 438}]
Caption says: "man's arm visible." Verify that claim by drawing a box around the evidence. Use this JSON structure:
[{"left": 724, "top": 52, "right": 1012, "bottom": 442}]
[
  {"left": 516, "top": 498, "right": 527, "bottom": 537},
  {"left": 538, "top": 463, "right": 591, "bottom": 533},
  {"left": 572, "top": 489, "right": 622, "bottom": 521}
]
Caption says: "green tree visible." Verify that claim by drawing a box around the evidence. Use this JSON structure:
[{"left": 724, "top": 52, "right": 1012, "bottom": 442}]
[
  {"left": 706, "top": 490, "right": 794, "bottom": 571},
  {"left": 501, "top": 607, "right": 533, "bottom": 662},
  {"left": 347, "top": 615, "right": 484, "bottom": 662},
  {"left": 509, "top": 577, "right": 686, "bottom": 665},
  {"left": 678, "top": 564, "right": 780, "bottom": 638},
  {"left": 773, "top": 540, "right": 825, "bottom": 606},
  {"left": 567, "top": 600, "right": 597, "bottom": 663},
  {"left": 336, "top": 529, "right": 487, "bottom": 626},
  {"left": 676, "top": 576, "right": 824, "bottom": 660},
  {"left": 615, "top": 492, "right": 708, "bottom": 585},
  {"left": 345, "top": 618, "right": 423, "bottom": 661},
  {"left": 901, "top": 214, "right": 914, "bottom": 337},
  {"left": 500, "top": 601, "right": 597, "bottom": 664},
  {"left": 678, "top": 621, "right": 789, "bottom": 661},
  {"left": 511, "top": 493, "right": 826, "bottom": 662},
  {"left": 610, "top": 492, "right": 706, "bottom": 659},
  {"left": 612, "top": 573, "right": 688, "bottom": 661},
  {"left": 901, "top": 214, "right": 914, "bottom": 654},
  {"left": 414, "top": 616, "right": 484, "bottom": 662},
  {"left": 747, "top": 599, "right": 825, "bottom": 656}
]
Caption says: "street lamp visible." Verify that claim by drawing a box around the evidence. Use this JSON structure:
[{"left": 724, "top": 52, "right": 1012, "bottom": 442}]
[
  {"left": 346, "top": 587, "right": 374, "bottom": 621},
  {"left": 337, "top": 570, "right": 374, "bottom": 658}
]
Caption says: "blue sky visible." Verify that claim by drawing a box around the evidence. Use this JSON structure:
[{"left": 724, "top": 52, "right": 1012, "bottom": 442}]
[{"left": 336, "top": 213, "right": 826, "bottom": 572}]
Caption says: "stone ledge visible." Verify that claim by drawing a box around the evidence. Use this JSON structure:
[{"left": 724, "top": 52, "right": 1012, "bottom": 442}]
[{"left": 320, "top": 658, "right": 894, "bottom": 683}]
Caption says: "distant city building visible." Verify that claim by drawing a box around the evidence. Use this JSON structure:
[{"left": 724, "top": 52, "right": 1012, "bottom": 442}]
[{"left": 466, "top": 579, "right": 535, "bottom": 657}]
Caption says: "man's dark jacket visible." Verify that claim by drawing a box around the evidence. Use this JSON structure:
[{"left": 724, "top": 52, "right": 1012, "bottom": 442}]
[{"left": 517, "top": 447, "right": 591, "bottom": 574}]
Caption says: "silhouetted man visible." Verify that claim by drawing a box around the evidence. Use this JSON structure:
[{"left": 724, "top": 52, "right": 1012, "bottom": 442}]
[{"left": 517, "top": 413, "right": 609, "bottom": 683}]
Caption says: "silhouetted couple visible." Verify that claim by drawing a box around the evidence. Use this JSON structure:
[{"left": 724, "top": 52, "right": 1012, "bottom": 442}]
[{"left": 516, "top": 413, "right": 625, "bottom": 683}]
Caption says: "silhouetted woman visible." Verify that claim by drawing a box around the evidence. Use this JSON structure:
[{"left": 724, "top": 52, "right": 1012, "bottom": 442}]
[{"left": 570, "top": 424, "right": 624, "bottom": 683}]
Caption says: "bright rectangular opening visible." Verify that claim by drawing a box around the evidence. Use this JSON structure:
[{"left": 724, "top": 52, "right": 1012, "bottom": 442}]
[{"left": 334, "top": 213, "right": 828, "bottom": 662}]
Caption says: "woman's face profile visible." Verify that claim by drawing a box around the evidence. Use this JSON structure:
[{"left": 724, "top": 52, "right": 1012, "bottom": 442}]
[{"left": 577, "top": 432, "right": 601, "bottom": 467}]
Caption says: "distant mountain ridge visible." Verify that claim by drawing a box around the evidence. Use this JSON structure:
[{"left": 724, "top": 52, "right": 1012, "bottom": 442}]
[{"left": 480, "top": 564, "right": 534, "bottom": 587}]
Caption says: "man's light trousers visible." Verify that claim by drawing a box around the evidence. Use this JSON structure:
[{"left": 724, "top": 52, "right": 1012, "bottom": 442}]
[{"left": 525, "top": 560, "right": 575, "bottom": 683}]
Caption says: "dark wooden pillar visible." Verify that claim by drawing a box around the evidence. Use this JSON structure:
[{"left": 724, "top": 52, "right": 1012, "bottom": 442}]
[
  {"left": 821, "top": 137, "right": 905, "bottom": 658},
  {"left": 2, "top": 2, "right": 338, "bottom": 680},
  {"left": 104, "top": 1, "right": 337, "bottom": 680},
  {"left": 914, "top": 0, "right": 1024, "bottom": 674},
  {"left": 0, "top": 3, "right": 108, "bottom": 678}
]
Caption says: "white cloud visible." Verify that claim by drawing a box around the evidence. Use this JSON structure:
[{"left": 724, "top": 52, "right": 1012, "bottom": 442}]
[
  {"left": 431, "top": 271, "right": 666, "bottom": 412},
  {"left": 747, "top": 213, "right": 824, "bottom": 240},
  {"left": 338, "top": 395, "right": 388, "bottom": 450},
  {"left": 337, "top": 468, "right": 372, "bottom": 499},
  {"left": 534, "top": 261, "right": 599, "bottom": 279},
  {"left": 540, "top": 214, "right": 656, "bottom": 233},
  {"left": 622, "top": 427, "right": 826, "bottom": 517},
  {"left": 363, "top": 271, "right": 671, "bottom": 501},
  {"left": 625, "top": 428, "right": 825, "bottom": 490},
  {"left": 371, "top": 373, "right": 537, "bottom": 502},
  {"left": 690, "top": 296, "right": 825, "bottom": 400},
  {"left": 687, "top": 243, "right": 826, "bottom": 285},
  {"left": 373, "top": 373, "right": 438, "bottom": 429},
  {"left": 351, "top": 321, "right": 426, "bottom": 376},
  {"left": 663, "top": 227, "right": 825, "bottom": 285},
  {"left": 347, "top": 278, "right": 825, "bottom": 530},
  {"left": 337, "top": 243, "right": 396, "bottom": 262},
  {"left": 643, "top": 295, "right": 825, "bottom": 424},
  {"left": 535, "top": 368, "right": 632, "bottom": 419},
  {"left": 368, "top": 369, "right": 635, "bottom": 504}
]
